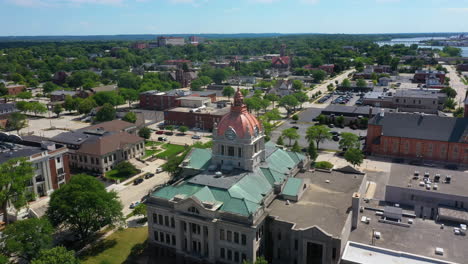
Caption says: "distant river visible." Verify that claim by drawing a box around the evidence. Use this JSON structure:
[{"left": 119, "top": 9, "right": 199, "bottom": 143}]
[{"left": 376, "top": 37, "right": 468, "bottom": 57}]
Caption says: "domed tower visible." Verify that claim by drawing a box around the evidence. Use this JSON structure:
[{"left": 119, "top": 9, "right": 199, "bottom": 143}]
[{"left": 212, "top": 89, "right": 265, "bottom": 171}]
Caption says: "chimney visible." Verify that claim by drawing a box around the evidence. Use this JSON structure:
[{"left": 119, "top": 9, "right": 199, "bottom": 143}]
[
  {"left": 368, "top": 107, "right": 373, "bottom": 118},
  {"left": 352, "top": 192, "right": 360, "bottom": 229}
]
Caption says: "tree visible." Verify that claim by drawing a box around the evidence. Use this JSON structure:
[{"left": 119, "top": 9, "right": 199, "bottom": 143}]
[
  {"left": 276, "top": 135, "right": 284, "bottom": 145},
  {"left": 356, "top": 79, "right": 367, "bottom": 88},
  {"left": 336, "top": 116, "right": 345, "bottom": 127},
  {"left": 263, "top": 108, "right": 282, "bottom": 122},
  {"left": 279, "top": 95, "right": 299, "bottom": 116},
  {"left": 47, "top": 174, "right": 123, "bottom": 240},
  {"left": 95, "top": 103, "right": 116, "bottom": 122},
  {"left": 444, "top": 98, "right": 456, "bottom": 110},
  {"left": 16, "top": 92, "right": 33, "bottom": 100},
  {"left": 243, "top": 256, "right": 268, "bottom": 264},
  {"left": 120, "top": 88, "right": 139, "bottom": 107},
  {"left": 244, "top": 98, "right": 262, "bottom": 114},
  {"left": 440, "top": 87, "right": 457, "bottom": 98},
  {"left": 64, "top": 95, "right": 79, "bottom": 113},
  {"left": 190, "top": 79, "right": 204, "bottom": 91},
  {"left": 93, "top": 91, "right": 124, "bottom": 106},
  {"left": 30, "top": 102, "right": 47, "bottom": 117},
  {"left": 308, "top": 141, "right": 318, "bottom": 161},
  {"left": 344, "top": 148, "right": 364, "bottom": 167},
  {"left": 264, "top": 93, "right": 279, "bottom": 108},
  {"left": 42, "top": 82, "right": 58, "bottom": 94},
  {"left": 293, "top": 92, "right": 309, "bottom": 109},
  {"left": 222, "top": 86, "right": 236, "bottom": 100},
  {"left": 240, "top": 89, "right": 249, "bottom": 97},
  {"left": 442, "top": 46, "right": 462, "bottom": 57},
  {"left": 122, "top": 112, "right": 137, "bottom": 123},
  {"left": 291, "top": 140, "right": 301, "bottom": 152},
  {"left": 53, "top": 104, "right": 63, "bottom": 118},
  {"left": 341, "top": 78, "right": 351, "bottom": 88},
  {"left": 282, "top": 128, "right": 300, "bottom": 146},
  {"left": 292, "top": 114, "right": 299, "bottom": 122},
  {"left": 132, "top": 203, "right": 147, "bottom": 218},
  {"left": 165, "top": 125, "right": 174, "bottom": 132},
  {"left": 454, "top": 107, "right": 464, "bottom": 118},
  {"left": 7, "top": 112, "right": 28, "bottom": 134},
  {"left": 199, "top": 76, "right": 212, "bottom": 86},
  {"left": 316, "top": 114, "right": 327, "bottom": 124},
  {"left": 1, "top": 218, "right": 53, "bottom": 261},
  {"left": 31, "top": 247, "right": 79, "bottom": 264},
  {"left": 212, "top": 69, "right": 229, "bottom": 84},
  {"left": 162, "top": 154, "right": 184, "bottom": 177},
  {"left": 78, "top": 98, "right": 97, "bottom": 114},
  {"left": 138, "top": 127, "right": 151, "bottom": 139},
  {"left": 178, "top": 126, "right": 189, "bottom": 134},
  {"left": 312, "top": 70, "right": 327, "bottom": 83},
  {"left": 114, "top": 161, "right": 138, "bottom": 177},
  {"left": 292, "top": 80, "right": 304, "bottom": 90},
  {"left": 339, "top": 132, "right": 360, "bottom": 150},
  {"left": 306, "top": 125, "right": 332, "bottom": 150}
]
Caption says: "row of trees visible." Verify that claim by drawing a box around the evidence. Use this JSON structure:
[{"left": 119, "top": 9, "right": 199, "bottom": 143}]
[{"left": 278, "top": 125, "right": 364, "bottom": 167}]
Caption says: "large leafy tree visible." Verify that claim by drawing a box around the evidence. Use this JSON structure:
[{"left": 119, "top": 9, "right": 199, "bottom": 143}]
[
  {"left": 306, "top": 125, "right": 332, "bottom": 150},
  {"left": 138, "top": 127, "right": 151, "bottom": 139},
  {"left": 1, "top": 218, "right": 53, "bottom": 261},
  {"left": 282, "top": 127, "right": 300, "bottom": 146},
  {"left": 7, "top": 112, "right": 28, "bottom": 135},
  {"left": 31, "top": 247, "right": 80, "bottom": 264},
  {"left": 222, "top": 86, "right": 236, "bottom": 99},
  {"left": 279, "top": 95, "right": 299, "bottom": 116},
  {"left": 93, "top": 91, "right": 124, "bottom": 106},
  {"left": 77, "top": 98, "right": 97, "bottom": 114},
  {"left": 95, "top": 103, "right": 116, "bottom": 122},
  {"left": 46, "top": 174, "right": 123, "bottom": 240},
  {"left": 0, "top": 158, "right": 34, "bottom": 225},
  {"left": 122, "top": 111, "right": 137, "bottom": 123},
  {"left": 339, "top": 132, "right": 361, "bottom": 150},
  {"left": 119, "top": 88, "right": 139, "bottom": 107},
  {"left": 344, "top": 148, "right": 364, "bottom": 167}
]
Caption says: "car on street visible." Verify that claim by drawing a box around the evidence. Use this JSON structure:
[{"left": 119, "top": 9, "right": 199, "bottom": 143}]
[
  {"left": 133, "top": 178, "right": 144, "bottom": 185},
  {"left": 156, "top": 130, "right": 165, "bottom": 134},
  {"left": 332, "top": 135, "right": 340, "bottom": 141},
  {"left": 165, "top": 131, "right": 174, "bottom": 136},
  {"left": 192, "top": 135, "right": 201, "bottom": 139},
  {"left": 144, "top": 173, "right": 155, "bottom": 179},
  {"left": 158, "top": 137, "right": 168, "bottom": 141},
  {"left": 130, "top": 201, "right": 140, "bottom": 209}
]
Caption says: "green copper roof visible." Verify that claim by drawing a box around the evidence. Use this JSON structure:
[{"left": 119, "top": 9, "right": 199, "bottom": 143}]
[
  {"left": 281, "top": 178, "right": 303, "bottom": 197},
  {"left": 152, "top": 143, "right": 307, "bottom": 217},
  {"left": 184, "top": 148, "right": 212, "bottom": 170}
]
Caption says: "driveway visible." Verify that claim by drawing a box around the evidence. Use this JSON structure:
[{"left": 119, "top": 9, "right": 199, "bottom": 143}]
[{"left": 444, "top": 64, "right": 467, "bottom": 105}]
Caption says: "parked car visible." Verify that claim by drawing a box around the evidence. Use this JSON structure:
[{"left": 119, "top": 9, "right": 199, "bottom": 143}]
[
  {"left": 165, "top": 131, "right": 174, "bottom": 136},
  {"left": 158, "top": 137, "right": 168, "bottom": 142},
  {"left": 130, "top": 201, "right": 140, "bottom": 209},
  {"left": 192, "top": 135, "right": 201, "bottom": 139},
  {"left": 156, "top": 167, "right": 163, "bottom": 173},
  {"left": 133, "top": 178, "right": 144, "bottom": 185},
  {"left": 144, "top": 173, "right": 155, "bottom": 179},
  {"left": 156, "top": 130, "right": 165, "bottom": 135},
  {"left": 292, "top": 126, "right": 299, "bottom": 129},
  {"left": 332, "top": 135, "right": 340, "bottom": 141},
  {"left": 328, "top": 123, "right": 335, "bottom": 128}
]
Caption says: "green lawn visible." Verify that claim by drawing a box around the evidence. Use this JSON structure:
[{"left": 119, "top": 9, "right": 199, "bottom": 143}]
[
  {"left": 143, "top": 149, "right": 161, "bottom": 158},
  {"left": 105, "top": 169, "right": 125, "bottom": 180},
  {"left": 80, "top": 227, "right": 148, "bottom": 264},
  {"left": 145, "top": 141, "right": 163, "bottom": 147},
  {"left": 155, "top": 144, "right": 186, "bottom": 159}
]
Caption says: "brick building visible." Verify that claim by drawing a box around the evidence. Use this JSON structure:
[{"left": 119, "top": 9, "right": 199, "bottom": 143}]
[
  {"left": 50, "top": 90, "right": 78, "bottom": 102},
  {"left": 132, "top": 42, "right": 148, "bottom": 50},
  {"left": 6, "top": 84, "right": 25, "bottom": 95},
  {"left": 0, "top": 134, "right": 71, "bottom": 199},
  {"left": 139, "top": 90, "right": 216, "bottom": 111},
  {"left": 413, "top": 70, "right": 445, "bottom": 84},
  {"left": 164, "top": 106, "right": 229, "bottom": 131},
  {"left": 366, "top": 112, "right": 468, "bottom": 164},
  {"left": 157, "top": 36, "right": 185, "bottom": 47}
]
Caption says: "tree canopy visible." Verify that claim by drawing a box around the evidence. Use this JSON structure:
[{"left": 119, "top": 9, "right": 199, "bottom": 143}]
[{"left": 46, "top": 174, "right": 123, "bottom": 240}]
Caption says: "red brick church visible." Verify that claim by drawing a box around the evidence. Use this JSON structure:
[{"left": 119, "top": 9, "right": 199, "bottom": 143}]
[{"left": 365, "top": 97, "right": 468, "bottom": 164}]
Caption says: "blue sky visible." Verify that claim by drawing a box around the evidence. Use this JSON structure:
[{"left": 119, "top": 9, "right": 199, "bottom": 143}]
[{"left": 1, "top": 0, "right": 468, "bottom": 36}]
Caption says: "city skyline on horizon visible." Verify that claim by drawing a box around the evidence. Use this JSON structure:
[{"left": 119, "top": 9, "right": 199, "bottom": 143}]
[{"left": 1, "top": 0, "right": 467, "bottom": 36}]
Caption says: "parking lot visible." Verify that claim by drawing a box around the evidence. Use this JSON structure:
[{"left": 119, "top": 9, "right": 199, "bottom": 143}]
[
  {"left": 316, "top": 91, "right": 363, "bottom": 106},
  {"left": 270, "top": 118, "right": 367, "bottom": 151}
]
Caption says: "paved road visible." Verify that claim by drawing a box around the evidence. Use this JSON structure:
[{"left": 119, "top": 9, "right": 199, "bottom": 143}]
[
  {"left": 444, "top": 64, "right": 467, "bottom": 106},
  {"left": 306, "top": 69, "right": 355, "bottom": 97}
]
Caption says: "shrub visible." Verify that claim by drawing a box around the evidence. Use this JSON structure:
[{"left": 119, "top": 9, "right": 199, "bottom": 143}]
[{"left": 314, "top": 161, "right": 333, "bottom": 170}]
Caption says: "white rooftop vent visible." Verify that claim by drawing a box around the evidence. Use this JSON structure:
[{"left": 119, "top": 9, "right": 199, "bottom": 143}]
[
  {"left": 374, "top": 231, "right": 381, "bottom": 239},
  {"left": 214, "top": 171, "right": 222, "bottom": 178},
  {"left": 435, "top": 247, "right": 444, "bottom": 255},
  {"left": 380, "top": 109, "right": 385, "bottom": 117}
]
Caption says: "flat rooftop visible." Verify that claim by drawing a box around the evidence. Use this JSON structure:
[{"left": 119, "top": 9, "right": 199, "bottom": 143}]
[
  {"left": 394, "top": 89, "right": 445, "bottom": 99},
  {"left": 388, "top": 163, "right": 468, "bottom": 197},
  {"left": 349, "top": 206, "right": 467, "bottom": 263},
  {"left": 322, "top": 105, "right": 389, "bottom": 116},
  {"left": 167, "top": 107, "right": 230, "bottom": 116},
  {"left": 268, "top": 168, "right": 365, "bottom": 236},
  {"left": 177, "top": 96, "right": 211, "bottom": 101},
  {"left": 0, "top": 143, "right": 43, "bottom": 163}
]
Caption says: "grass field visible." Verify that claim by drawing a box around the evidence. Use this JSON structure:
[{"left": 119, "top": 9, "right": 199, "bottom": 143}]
[
  {"left": 143, "top": 149, "right": 161, "bottom": 158},
  {"left": 145, "top": 141, "right": 163, "bottom": 147},
  {"left": 155, "top": 144, "right": 186, "bottom": 159},
  {"left": 80, "top": 227, "right": 148, "bottom": 264}
]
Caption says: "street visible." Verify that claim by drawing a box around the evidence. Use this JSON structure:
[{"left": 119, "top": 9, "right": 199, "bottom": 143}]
[{"left": 444, "top": 64, "right": 467, "bottom": 106}]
